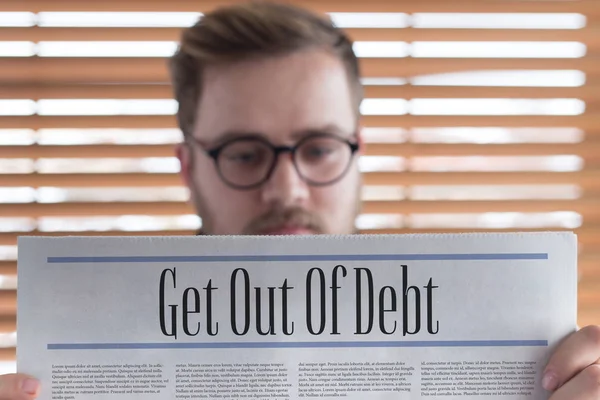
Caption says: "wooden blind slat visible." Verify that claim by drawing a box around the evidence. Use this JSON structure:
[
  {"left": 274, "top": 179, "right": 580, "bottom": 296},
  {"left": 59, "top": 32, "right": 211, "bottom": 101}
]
[
  {"left": 362, "top": 115, "right": 598, "bottom": 129},
  {"left": 0, "top": 115, "right": 177, "bottom": 129},
  {"left": 0, "top": 202, "right": 193, "bottom": 217},
  {"left": 0, "top": 84, "right": 175, "bottom": 100},
  {"left": 362, "top": 57, "right": 600, "bottom": 77},
  {"left": 579, "top": 251, "right": 599, "bottom": 267},
  {"left": 0, "top": 262, "right": 15, "bottom": 276},
  {"left": 2, "top": 26, "right": 598, "bottom": 48},
  {"left": 366, "top": 142, "right": 600, "bottom": 158},
  {"left": 0, "top": 317, "right": 15, "bottom": 334},
  {"left": 349, "top": 27, "right": 600, "bottom": 47},
  {"left": 0, "top": 348, "right": 15, "bottom": 362},
  {"left": 362, "top": 198, "right": 600, "bottom": 215},
  {"left": 2, "top": 171, "right": 599, "bottom": 189},
  {"left": 0, "top": 144, "right": 177, "bottom": 159},
  {"left": 2, "top": 0, "right": 598, "bottom": 15},
  {"left": 578, "top": 286, "right": 600, "bottom": 304},
  {"left": 0, "top": 291, "right": 15, "bottom": 317},
  {"left": 364, "top": 85, "right": 600, "bottom": 101},
  {"left": 363, "top": 171, "right": 600, "bottom": 188},
  {"left": 1, "top": 115, "right": 598, "bottom": 129},
  {"left": 2, "top": 84, "right": 600, "bottom": 101},
  {"left": 0, "top": 173, "right": 183, "bottom": 188},
  {"left": 578, "top": 313, "right": 600, "bottom": 331},
  {"left": 579, "top": 276, "right": 600, "bottom": 290},
  {"left": 1, "top": 142, "right": 599, "bottom": 159},
  {"left": 582, "top": 215, "right": 600, "bottom": 228},
  {"left": 0, "top": 198, "right": 598, "bottom": 217},
  {"left": 2, "top": 57, "right": 599, "bottom": 84},
  {"left": 0, "top": 27, "right": 186, "bottom": 42}
]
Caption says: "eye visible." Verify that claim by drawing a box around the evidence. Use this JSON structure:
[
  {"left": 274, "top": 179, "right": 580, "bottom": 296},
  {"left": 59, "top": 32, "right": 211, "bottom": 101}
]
[
  {"left": 226, "top": 150, "right": 258, "bottom": 163},
  {"left": 225, "top": 149, "right": 264, "bottom": 164},
  {"left": 220, "top": 140, "right": 271, "bottom": 167},
  {"left": 305, "top": 145, "right": 334, "bottom": 158},
  {"left": 300, "top": 138, "right": 343, "bottom": 162}
]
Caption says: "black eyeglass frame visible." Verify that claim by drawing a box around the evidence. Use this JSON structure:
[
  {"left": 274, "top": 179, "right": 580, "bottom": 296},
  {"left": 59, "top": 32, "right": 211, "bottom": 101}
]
[{"left": 188, "top": 133, "right": 360, "bottom": 190}]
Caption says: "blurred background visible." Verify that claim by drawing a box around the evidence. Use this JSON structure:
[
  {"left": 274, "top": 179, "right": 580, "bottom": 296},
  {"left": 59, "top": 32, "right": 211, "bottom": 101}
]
[{"left": 0, "top": 0, "right": 598, "bottom": 372}]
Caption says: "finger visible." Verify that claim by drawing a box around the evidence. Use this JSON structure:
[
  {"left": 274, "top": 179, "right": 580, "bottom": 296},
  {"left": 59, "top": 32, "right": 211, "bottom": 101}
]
[
  {"left": 0, "top": 374, "right": 40, "bottom": 400},
  {"left": 543, "top": 325, "right": 600, "bottom": 391},
  {"left": 548, "top": 364, "right": 600, "bottom": 400}
]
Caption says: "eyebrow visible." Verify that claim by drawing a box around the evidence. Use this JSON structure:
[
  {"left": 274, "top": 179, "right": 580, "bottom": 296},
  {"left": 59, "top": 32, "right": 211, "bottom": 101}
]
[
  {"left": 211, "top": 131, "right": 263, "bottom": 145},
  {"left": 204, "top": 124, "right": 354, "bottom": 147},
  {"left": 290, "top": 124, "right": 354, "bottom": 140},
  {"left": 193, "top": 130, "right": 265, "bottom": 149}
]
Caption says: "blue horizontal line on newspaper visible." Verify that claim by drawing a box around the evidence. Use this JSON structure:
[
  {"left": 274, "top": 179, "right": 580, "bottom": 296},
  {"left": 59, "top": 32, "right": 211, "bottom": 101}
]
[
  {"left": 47, "top": 253, "right": 548, "bottom": 263},
  {"left": 47, "top": 340, "right": 548, "bottom": 350}
]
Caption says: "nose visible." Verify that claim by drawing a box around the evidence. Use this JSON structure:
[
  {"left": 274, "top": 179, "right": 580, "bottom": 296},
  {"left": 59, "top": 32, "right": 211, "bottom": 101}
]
[{"left": 261, "top": 153, "right": 309, "bottom": 207}]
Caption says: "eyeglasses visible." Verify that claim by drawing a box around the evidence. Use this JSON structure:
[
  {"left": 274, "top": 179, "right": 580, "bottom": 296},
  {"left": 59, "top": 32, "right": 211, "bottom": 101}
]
[{"left": 189, "top": 133, "right": 360, "bottom": 190}]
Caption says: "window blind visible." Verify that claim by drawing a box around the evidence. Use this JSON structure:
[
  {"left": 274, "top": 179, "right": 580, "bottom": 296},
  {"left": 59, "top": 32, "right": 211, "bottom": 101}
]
[{"left": 0, "top": 0, "right": 598, "bottom": 367}]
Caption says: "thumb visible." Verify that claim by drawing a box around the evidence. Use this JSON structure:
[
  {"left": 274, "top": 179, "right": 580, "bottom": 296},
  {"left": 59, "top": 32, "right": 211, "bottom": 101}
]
[{"left": 0, "top": 374, "right": 40, "bottom": 400}]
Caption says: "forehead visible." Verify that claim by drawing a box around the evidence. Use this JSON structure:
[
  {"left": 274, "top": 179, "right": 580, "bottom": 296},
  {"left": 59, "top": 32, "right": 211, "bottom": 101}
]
[{"left": 193, "top": 49, "right": 356, "bottom": 142}]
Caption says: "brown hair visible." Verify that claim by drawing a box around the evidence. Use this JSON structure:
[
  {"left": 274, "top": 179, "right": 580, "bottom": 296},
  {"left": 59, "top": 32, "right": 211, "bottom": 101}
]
[{"left": 169, "top": 1, "right": 363, "bottom": 137}]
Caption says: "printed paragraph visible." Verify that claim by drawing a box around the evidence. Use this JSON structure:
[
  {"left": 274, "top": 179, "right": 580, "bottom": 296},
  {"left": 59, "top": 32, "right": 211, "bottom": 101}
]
[
  {"left": 51, "top": 363, "right": 166, "bottom": 399},
  {"left": 175, "top": 363, "right": 291, "bottom": 399},
  {"left": 421, "top": 360, "right": 537, "bottom": 396},
  {"left": 298, "top": 361, "right": 414, "bottom": 398}
]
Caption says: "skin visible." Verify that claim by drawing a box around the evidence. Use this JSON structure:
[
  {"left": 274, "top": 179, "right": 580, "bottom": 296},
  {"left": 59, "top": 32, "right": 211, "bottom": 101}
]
[
  {"left": 4, "top": 49, "right": 598, "bottom": 400},
  {"left": 178, "top": 49, "right": 362, "bottom": 236}
]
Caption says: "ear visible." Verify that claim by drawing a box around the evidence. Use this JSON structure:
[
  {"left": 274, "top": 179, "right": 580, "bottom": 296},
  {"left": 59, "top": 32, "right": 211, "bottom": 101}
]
[
  {"left": 176, "top": 142, "right": 193, "bottom": 188},
  {"left": 357, "top": 123, "right": 365, "bottom": 155}
]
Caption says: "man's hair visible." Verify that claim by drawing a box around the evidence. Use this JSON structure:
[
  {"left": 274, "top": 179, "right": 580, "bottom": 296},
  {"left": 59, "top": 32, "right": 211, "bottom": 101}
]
[{"left": 169, "top": 1, "right": 363, "bottom": 137}]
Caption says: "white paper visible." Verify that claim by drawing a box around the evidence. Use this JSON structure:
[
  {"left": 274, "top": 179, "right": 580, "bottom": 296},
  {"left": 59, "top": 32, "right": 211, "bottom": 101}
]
[{"left": 17, "top": 233, "right": 577, "bottom": 400}]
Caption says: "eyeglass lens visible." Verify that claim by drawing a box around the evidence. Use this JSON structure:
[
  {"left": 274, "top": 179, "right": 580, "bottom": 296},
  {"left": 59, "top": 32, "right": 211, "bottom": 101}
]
[{"left": 216, "top": 136, "right": 354, "bottom": 188}]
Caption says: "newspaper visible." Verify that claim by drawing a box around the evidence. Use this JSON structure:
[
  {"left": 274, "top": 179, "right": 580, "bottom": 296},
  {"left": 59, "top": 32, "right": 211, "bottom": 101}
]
[{"left": 17, "top": 233, "right": 577, "bottom": 400}]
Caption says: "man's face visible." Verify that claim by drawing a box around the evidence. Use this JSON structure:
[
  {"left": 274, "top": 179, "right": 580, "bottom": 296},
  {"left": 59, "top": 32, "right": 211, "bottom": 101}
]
[{"left": 177, "top": 49, "right": 362, "bottom": 235}]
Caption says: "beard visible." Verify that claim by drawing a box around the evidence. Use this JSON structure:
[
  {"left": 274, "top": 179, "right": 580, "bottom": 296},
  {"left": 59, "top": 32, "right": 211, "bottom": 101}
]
[
  {"left": 241, "top": 205, "right": 327, "bottom": 235},
  {"left": 186, "top": 156, "right": 362, "bottom": 235}
]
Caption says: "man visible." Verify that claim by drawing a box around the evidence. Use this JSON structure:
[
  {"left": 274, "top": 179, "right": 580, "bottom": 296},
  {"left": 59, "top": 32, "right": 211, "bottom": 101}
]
[
  {"left": 171, "top": 1, "right": 362, "bottom": 236},
  {"left": 3, "top": 2, "right": 599, "bottom": 399}
]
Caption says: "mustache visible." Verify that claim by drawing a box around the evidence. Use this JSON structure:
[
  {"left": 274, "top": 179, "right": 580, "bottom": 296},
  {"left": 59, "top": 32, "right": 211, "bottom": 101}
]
[{"left": 243, "top": 207, "right": 326, "bottom": 235}]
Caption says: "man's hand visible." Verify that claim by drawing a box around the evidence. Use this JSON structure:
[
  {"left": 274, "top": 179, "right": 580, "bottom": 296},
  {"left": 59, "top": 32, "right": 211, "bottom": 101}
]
[
  {"left": 0, "top": 374, "right": 39, "bottom": 400},
  {"left": 544, "top": 325, "right": 600, "bottom": 400}
]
